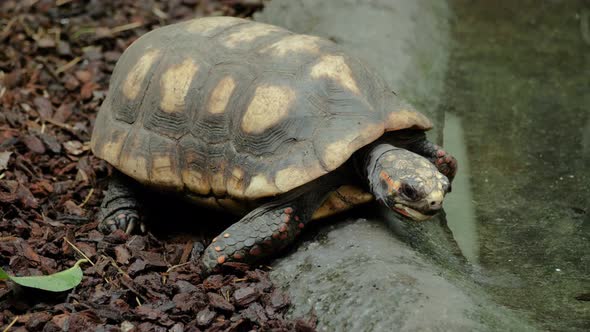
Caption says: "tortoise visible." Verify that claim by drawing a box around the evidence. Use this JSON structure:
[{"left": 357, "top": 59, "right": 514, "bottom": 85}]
[{"left": 90, "top": 16, "right": 457, "bottom": 274}]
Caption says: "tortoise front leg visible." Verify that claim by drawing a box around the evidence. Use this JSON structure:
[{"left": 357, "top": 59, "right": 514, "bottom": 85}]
[
  {"left": 97, "top": 172, "right": 144, "bottom": 234},
  {"left": 410, "top": 140, "right": 458, "bottom": 182},
  {"left": 200, "top": 183, "right": 336, "bottom": 275}
]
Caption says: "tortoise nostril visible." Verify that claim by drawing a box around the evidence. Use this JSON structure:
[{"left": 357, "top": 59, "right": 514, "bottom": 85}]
[{"left": 429, "top": 200, "right": 442, "bottom": 209}]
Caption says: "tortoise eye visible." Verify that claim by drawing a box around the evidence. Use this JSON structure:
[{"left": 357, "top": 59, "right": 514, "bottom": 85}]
[{"left": 401, "top": 183, "right": 419, "bottom": 201}]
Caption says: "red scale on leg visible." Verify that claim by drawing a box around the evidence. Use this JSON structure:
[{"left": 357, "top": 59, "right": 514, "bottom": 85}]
[
  {"left": 249, "top": 245, "right": 262, "bottom": 257},
  {"left": 284, "top": 207, "right": 293, "bottom": 214},
  {"left": 279, "top": 224, "right": 288, "bottom": 233}
]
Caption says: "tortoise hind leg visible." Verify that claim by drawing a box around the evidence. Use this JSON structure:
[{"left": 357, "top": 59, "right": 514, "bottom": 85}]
[
  {"left": 201, "top": 182, "right": 337, "bottom": 275},
  {"left": 98, "top": 172, "right": 143, "bottom": 234}
]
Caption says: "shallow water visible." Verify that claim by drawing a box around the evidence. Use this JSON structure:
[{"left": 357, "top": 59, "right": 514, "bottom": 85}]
[{"left": 443, "top": 1, "right": 589, "bottom": 330}]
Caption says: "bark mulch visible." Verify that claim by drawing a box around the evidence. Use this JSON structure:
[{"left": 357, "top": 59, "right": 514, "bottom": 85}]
[{"left": 0, "top": 1, "right": 316, "bottom": 331}]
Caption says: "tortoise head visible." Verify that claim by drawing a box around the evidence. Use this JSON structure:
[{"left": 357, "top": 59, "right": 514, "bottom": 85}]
[{"left": 368, "top": 145, "right": 451, "bottom": 221}]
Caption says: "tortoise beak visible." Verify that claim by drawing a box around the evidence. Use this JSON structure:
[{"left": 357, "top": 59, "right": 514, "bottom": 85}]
[{"left": 393, "top": 204, "right": 433, "bottom": 221}]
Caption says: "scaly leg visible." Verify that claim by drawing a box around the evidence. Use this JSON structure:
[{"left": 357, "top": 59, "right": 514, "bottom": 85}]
[
  {"left": 97, "top": 173, "right": 143, "bottom": 234},
  {"left": 200, "top": 181, "right": 336, "bottom": 275}
]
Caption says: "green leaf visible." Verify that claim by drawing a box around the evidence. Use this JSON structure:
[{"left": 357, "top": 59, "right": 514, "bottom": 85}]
[
  {"left": 0, "top": 268, "right": 9, "bottom": 280},
  {"left": 0, "top": 259, "right": 88, "bottom": 292}
]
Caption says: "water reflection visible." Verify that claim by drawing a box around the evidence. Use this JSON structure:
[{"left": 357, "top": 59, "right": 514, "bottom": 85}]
[{"left": 443, "top": 113, "right": 479, "bottom": 263}]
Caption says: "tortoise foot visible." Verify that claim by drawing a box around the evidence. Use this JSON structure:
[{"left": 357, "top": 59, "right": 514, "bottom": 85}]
[
  {"left": 99, "top": 210, "right": 143, "bottom": 234},
  {"left": 98, "top": 173, "right": 145, "bottom": 234},
  {"left": 201, "top": 205, "right": 304, "bottom": 275},
  {"left": 433, "top": 148, "right": 458, "bottom": 182}
]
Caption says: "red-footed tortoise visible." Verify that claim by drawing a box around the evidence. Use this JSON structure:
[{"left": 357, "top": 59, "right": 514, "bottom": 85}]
[{"left": 90, "top": 16, "right": 457, "bottom": 274}]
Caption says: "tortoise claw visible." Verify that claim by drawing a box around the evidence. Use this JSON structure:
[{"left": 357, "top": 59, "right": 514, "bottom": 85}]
[
  {"left": 125, "top": 218, "right": 136, "bottom": 234},
  {"left": 99, "top": 210, "right": 142, "bottom": 234},
  {"left": 103, "top": 219, "right": 118, "bottom": 233}
]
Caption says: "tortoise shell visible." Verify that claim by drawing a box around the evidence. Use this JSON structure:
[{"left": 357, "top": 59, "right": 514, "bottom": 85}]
[{"left": 91, "top": 17, "right": 432, "bottom": 211}]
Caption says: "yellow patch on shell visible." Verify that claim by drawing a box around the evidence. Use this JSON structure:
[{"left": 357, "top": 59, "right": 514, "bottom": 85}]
[
  {"left": 117, "top": 129, "right": 149, "bottom": 181},
  {"left": 260, "top": 34, "right": 322, "bottom": 56},
  {"left": 241, "top": 85, "right": 296, "bottom": 134},
  {"left": 275, "top": 166, "right": 323, "bottom": 193},
  {"left": 244, "top": 174, "right": 278, "bottom": 198},
  {"left": 226, "top": 167, "right": 245, "bottom": 197},
  {"left": 119, "top": 154, "right": 149, "bottom": 182},
  {"left": 208, "top": 76, "right": 236, "bottom": 114},
  {"left": 122, "top": 49, "right": 161, "bottom": 100},
  {"left": 321, "top": 122, "right": 384, "bottom": 170},
  {"left": 151, "top": 155, "right": 182, "bottom": 189},
  {"left": 91, "top": 116, "right": 127, "bottom": 168},
  {"left": 181, "top": 169, "right": 210, "bottom": 195},
  {"left": 99, "top": 137, "right": 126, "bottom": 167},
  {"left": 119, "top": 156, "right": 148, "bottom": 180},
  {"left": 159, "top": 58, "right": 199, "bottom": 113},
  {"left": 385, "top": 109, "right": 433, "bottom": 131},
  {"left": 312, "top": 185, "right": 374, "bottom": 220},
  {"left": 310, "top": 55, "right": 360, "bottom": 94},
  {"left": 221, "top": 23, "right": 282, "bottom": 48},
  {"left": 185, "top": 17, "right": 244, "bottom": 36}
]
